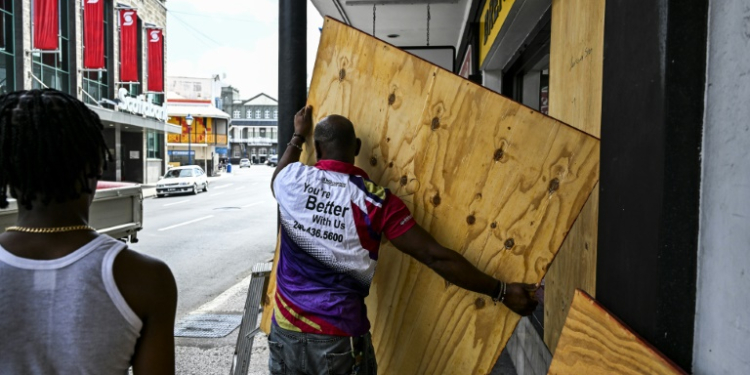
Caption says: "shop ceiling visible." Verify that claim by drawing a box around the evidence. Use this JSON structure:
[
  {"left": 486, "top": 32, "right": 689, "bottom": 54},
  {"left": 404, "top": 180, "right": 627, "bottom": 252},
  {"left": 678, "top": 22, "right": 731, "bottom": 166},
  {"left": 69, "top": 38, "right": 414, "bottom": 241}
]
[{"left": 311, "top": 0, "right": 471, "bottom": 48}]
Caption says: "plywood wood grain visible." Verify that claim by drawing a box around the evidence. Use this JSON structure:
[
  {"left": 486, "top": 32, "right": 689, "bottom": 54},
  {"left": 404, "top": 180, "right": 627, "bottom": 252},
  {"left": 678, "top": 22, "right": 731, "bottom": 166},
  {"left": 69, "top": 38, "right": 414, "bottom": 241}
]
[
  {"left": 548, "top": 290, "right": 686, "bottom": 375},
  {"left": 263, "top": 18, "right": 600, "bottom": 374},
  {"left": 545, "top": 0, "right": 606, "bottom": 355}
]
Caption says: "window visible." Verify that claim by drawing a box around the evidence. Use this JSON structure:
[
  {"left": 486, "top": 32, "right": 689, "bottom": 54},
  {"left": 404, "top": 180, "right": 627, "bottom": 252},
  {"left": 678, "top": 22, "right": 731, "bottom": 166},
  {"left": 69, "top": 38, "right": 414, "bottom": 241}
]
[
  {"left": 233, "top": 110, "right": 240, "bottom": 119},
  {"left": 146, "top": 129, "right": 163, "bottom": 159},
  {"left": 82, "top": 1, "right": 111, "bottom": 105},
  {"left": 32, "top": 0, "right": 71, "bottom": 93},
  {"left": 273, "top": 110, "right": 278, "bottom": 119},
  {"left": 246, "top": 110, "right": 252, "bottom": 118},
  {"left": 0, "top": 0, "right": 16, "bottom": 94},
  {"left": 255, "top": 109, "right": 260, "bottom": 118},
  {"left": 264, "top": 110, "right": 270, "bottom": 119},
  {"left": 148, "top": 92, "right": 164, "bottom": 106}
]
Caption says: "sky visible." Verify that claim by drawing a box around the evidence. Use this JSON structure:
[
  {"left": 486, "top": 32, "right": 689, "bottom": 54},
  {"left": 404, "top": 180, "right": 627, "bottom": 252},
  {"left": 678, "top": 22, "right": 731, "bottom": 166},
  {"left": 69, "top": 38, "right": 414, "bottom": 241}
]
[{"left": 165, "top": 0, "right": 324, "bottom": 100}]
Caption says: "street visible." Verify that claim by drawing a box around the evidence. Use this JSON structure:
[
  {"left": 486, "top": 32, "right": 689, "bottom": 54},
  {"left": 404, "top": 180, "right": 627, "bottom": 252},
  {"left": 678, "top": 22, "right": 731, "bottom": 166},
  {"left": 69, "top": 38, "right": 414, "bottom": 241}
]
[{"left": 134, "top": 165, "right": 277, "bottom": 374}]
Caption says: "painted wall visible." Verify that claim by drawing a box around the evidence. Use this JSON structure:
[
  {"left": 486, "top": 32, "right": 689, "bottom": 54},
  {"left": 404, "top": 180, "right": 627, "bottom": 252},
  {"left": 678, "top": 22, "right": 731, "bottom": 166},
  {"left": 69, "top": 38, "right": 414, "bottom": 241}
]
[{"left": 693, "top": 1, "right": 750, "bottom": 373}]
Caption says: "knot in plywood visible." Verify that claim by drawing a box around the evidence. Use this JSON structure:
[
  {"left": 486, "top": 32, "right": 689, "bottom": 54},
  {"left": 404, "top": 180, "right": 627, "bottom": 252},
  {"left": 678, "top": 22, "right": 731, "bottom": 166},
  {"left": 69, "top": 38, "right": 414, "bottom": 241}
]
[
  {"left": 549, "top": 178, "right": 561, "bottom": 194},
  {"left": 504, "top": 238, "right": 515, "bottom": 250},
  {"left": 431, "top": 117, "right": 440, "bottom": 131},
  {"left": 474, "top": 298, "right": 486, "bottom": 309},
  {"left": 494, "top": 148, "right": 505, "bottom": 161},
  {"left": 431, "top": 193, "right": 441, "bottom": 207}
]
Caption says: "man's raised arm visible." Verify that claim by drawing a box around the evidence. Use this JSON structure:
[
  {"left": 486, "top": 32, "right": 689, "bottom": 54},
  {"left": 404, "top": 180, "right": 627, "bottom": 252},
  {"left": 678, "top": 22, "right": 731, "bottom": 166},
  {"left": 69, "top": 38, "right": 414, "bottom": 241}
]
[{"left": 271, "top": 105, "right": 313, "bottom": 195}]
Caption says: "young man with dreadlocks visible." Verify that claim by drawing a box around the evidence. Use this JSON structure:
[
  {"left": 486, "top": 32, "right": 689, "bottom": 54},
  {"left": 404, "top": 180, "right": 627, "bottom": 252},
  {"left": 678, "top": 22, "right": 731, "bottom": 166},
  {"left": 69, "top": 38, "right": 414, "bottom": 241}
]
[{"left": 0, "top": 90, "right": 177, "bottom": 374}]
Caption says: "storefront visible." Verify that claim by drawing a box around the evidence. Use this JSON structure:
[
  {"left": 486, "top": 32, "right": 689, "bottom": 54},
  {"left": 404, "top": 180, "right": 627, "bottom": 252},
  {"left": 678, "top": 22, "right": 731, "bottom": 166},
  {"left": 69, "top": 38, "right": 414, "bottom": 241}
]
[
  {"left": 90, "top": 92, "right": 179, "bottom": 185},
  {"left": 166, "top": 100, "right": 230, "bottom": 176}
]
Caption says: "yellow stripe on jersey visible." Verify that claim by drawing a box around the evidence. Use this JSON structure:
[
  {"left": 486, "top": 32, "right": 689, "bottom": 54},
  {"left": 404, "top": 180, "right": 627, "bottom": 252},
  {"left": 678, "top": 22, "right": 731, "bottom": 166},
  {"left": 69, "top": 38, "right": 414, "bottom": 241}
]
[
  {"left": 362, "top": 180, "right": 387, "bottom": 201},
  {"left": 277, "top": 293, "right": 322, "bottom": 331}
]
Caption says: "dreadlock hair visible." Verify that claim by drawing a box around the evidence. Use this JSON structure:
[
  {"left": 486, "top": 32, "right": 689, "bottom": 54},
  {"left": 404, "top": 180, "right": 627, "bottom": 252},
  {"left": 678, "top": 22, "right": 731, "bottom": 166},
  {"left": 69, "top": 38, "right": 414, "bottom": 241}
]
[{"left": 0, "top": 89, "right": 111, "bottom": 210}]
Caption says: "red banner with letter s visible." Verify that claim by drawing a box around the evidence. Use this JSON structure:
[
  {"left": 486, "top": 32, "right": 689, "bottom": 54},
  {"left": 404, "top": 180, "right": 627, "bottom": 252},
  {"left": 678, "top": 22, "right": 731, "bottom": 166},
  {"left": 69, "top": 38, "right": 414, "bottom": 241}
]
[
  {"left": 33, "top": 0, "right": 59, "bottom": 50},
  {"left": 84, "top": 0, "right": 104, "bottom": 69},
  {"left": 119, "top": 9, "right": 138, "bottom": 82},
  {"left": 147, "top": 28, "right": 164, "bottom": 92}
]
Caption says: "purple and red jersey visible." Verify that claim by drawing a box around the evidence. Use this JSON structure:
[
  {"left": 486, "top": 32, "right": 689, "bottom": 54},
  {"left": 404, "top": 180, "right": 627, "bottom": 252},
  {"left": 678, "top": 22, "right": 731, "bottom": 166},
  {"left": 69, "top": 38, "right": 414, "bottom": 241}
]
[{"left": 272, "top": 160, "right": 415, "bottom": 336}]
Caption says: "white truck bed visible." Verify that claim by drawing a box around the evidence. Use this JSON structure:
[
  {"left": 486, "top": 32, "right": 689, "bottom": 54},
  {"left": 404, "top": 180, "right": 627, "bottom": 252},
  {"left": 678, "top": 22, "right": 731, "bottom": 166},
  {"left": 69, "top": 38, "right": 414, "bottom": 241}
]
[{"left": 0, "top": 181, "right": 143, "bottom": 242}]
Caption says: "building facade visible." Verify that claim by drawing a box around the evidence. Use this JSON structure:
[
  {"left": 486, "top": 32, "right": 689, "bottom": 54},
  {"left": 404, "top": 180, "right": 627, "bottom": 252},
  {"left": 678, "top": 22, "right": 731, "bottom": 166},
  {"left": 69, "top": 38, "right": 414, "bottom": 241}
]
[
  {"left": 221, "top": 88, "right": 278, "bottom": 164},
  {"left": 165, "top": 75, "right": 230, "bottom": 176},
  {"left": 0, "top": 0, "right": 177, "bottom": 184}
]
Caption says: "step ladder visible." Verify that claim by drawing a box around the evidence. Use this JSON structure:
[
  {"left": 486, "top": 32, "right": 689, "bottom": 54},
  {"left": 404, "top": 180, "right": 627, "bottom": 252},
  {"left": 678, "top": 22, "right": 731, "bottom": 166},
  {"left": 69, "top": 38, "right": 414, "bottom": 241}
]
[{"left": 229, "top": 261, "right": 273, "bottom": 375}]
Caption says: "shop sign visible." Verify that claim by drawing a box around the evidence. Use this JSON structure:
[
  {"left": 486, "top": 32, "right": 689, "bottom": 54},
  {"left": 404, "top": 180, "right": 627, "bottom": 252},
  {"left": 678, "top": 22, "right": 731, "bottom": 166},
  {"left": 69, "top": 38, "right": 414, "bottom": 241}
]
[
  {"left": 479, "top": 0, "right": 516, "bottom": 67},
  {"left": 115, "top": 87, "right": 168, "bottom": 121},
  {"left": 168, "top": 150, "right": 195, "bottom": 156}
]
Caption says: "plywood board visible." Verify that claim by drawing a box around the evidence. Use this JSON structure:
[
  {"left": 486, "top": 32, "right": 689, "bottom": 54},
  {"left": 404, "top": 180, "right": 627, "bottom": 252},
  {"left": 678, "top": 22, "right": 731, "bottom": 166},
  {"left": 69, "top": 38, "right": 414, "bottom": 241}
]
[
  {"left": 262, "top": 18, "right": 600, "bottom": 374},
  {"left": 545, "top": 0, "right": 606, "bottom": 354},
  {"left": 548, "top": 290, "right": 686, "bottom": 375}
]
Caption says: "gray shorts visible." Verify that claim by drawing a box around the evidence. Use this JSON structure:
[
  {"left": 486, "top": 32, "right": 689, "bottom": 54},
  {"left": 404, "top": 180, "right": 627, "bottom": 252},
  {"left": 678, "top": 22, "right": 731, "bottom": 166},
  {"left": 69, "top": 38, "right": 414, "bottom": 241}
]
[{"left": 268, "top": 324, "right": 377, "bottom": 375}]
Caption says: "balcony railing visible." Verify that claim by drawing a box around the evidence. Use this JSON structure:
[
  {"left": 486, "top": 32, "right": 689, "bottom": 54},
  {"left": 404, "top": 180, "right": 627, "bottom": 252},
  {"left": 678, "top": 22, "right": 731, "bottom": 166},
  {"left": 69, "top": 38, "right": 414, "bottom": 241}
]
[
  {"left": 167, "top": 134, "right": 229, "bottom": 145},
  {"left": 229, "top": 137, "right": 277, "bottom": 145}
]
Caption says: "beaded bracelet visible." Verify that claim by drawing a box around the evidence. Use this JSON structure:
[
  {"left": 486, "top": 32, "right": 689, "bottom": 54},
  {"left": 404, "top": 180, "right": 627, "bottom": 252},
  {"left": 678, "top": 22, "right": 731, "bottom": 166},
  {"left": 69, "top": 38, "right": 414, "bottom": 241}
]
[{"left": 492, "top": 280, "right": 507, "bottom": 305}]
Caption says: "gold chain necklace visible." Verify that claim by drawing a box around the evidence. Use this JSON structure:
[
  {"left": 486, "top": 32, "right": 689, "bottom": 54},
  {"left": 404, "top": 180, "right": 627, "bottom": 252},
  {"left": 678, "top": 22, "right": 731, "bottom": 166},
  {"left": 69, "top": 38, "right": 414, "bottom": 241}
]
[{"left": 4, "top": 225, "right": 96, "bottom": 234}]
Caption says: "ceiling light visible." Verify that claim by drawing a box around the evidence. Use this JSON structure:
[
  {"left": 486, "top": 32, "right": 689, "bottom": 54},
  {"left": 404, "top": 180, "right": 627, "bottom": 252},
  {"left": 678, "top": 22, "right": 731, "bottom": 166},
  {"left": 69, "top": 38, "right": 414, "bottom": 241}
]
[{"left": 387, "top": 34, "right": 400, "bottom": 38}]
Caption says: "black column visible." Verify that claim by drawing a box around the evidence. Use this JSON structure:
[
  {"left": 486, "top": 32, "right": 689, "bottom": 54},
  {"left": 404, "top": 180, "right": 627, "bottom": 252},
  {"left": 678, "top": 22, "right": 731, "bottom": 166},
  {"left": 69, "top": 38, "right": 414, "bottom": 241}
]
[
  {"left": 278, "top": 0, "right": 307, "bottom": 157},
  {"left": 597, "top": 1, "right": 708, "bottom": 371}
]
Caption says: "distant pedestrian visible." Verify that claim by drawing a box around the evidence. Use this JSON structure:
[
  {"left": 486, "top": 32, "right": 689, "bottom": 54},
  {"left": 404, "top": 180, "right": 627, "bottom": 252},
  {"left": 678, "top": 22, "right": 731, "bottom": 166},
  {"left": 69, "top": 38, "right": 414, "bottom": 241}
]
[
  {"left": 268, "top": 106, "right": 538, "bottom": 375},
  {"left": 0, "top": 89, "right": 178, "bottom": 374}
]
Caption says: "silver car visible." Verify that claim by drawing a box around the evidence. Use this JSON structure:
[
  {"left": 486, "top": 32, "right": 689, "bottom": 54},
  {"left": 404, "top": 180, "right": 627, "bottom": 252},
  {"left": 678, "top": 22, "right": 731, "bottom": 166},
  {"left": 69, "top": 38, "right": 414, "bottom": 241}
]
[
  {"left": 240, "top": 158, "right": 252, "bottom": 168},
  {"left": 156, "top": 166, "right": 209, "bottom": 197}
]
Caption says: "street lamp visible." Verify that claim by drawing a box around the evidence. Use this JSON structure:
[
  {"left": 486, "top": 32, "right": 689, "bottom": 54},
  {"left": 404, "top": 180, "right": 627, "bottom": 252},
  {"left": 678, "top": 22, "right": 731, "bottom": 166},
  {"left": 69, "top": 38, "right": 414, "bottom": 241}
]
[
  {"left": 185, "top": 114, "right": 194, "bottom": 165},
  {"left": 204, "top": 124, "right": 208, "bottom": 173}
]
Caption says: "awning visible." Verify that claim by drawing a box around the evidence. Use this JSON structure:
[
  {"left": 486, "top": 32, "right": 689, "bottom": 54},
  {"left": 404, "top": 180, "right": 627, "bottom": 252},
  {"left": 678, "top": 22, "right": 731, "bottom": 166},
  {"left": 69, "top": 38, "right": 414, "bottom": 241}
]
[{"left": 167, "top": 103, "right": 231, "bottom": 119}]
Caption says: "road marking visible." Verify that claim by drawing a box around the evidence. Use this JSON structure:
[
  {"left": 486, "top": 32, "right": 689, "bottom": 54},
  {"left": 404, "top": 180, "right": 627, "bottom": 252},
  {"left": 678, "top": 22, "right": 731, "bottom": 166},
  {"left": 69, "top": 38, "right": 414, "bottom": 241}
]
[
  {"left": 234, "top": 186, "right": 246, "bottom": 191},
  {"left": 242, "top": 201, "right": 263, "bottom": 208},
  {"left": 157, "top": 215, "right": 214, "bottom": 232},
  {"left": 191, "top": 274, "right": 252, "bottom": 315},
  {"left": 210, "top": 192, "right": 226, "bottom": 197},
  {"left": 214, "top": 183, "right": 234, "bottom": 190},
  {"left": 163, "top": 199, "right": 189, "bottom": 207}
]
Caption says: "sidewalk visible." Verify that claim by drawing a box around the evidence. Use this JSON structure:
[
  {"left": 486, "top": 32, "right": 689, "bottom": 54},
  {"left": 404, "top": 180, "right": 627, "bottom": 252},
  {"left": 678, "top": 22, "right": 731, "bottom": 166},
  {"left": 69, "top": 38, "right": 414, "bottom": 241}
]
[{"left": 141, "top": 172, "right": 230, "bottom": 199}]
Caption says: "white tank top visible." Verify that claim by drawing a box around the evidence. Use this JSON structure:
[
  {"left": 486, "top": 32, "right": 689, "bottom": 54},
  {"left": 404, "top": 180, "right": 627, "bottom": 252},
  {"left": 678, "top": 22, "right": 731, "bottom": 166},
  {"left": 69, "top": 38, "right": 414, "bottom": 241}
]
[{"left": 0, "top": 235, "right": 142, "bottom": 374}]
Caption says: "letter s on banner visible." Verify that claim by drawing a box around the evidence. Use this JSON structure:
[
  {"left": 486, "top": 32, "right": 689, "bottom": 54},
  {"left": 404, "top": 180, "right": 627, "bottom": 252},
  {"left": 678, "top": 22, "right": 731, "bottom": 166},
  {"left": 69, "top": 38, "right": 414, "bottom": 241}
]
[{"left": 123, "top": 11, "right": 135, "bottom": 26}]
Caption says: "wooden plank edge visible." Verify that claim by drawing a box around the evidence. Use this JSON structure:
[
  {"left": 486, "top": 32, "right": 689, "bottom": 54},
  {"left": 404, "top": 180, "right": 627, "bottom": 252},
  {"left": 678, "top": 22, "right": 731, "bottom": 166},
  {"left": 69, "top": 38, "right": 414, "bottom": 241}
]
[{"left": 568, "top": 289, "right": 688, "bottom": 375}]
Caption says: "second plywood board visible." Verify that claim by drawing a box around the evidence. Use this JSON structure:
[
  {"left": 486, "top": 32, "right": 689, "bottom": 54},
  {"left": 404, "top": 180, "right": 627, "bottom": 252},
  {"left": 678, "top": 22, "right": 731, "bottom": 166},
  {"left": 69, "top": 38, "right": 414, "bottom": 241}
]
[
  {"left": 262, "top": 18, "right": 601, "bottom": 374},
  {"left": 548, "top": 290, "right": 686, "bottom": 375}
]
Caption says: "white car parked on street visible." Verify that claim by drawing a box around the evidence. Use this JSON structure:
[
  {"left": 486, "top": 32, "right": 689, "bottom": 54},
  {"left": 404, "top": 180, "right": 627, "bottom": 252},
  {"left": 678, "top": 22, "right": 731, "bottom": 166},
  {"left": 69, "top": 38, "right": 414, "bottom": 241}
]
[
  {"left": 156, "top": 166, "right": 209, "bottom": 197},
  {"left": 239, "top": 158, "right": 252, "bottom": 168}
]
